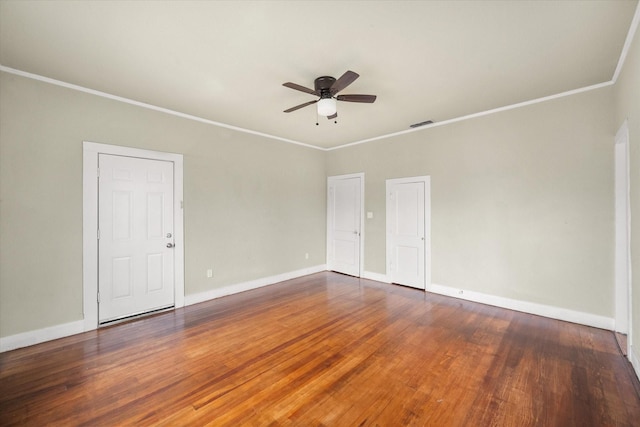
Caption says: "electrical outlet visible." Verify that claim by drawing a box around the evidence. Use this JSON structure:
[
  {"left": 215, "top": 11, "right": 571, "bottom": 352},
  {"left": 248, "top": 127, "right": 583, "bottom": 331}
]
[
  {"left": 305, "top": 253, "right": 309, "bottom": 260},
  {"left": 207, "top": 269, "right": 213, "bottom": 278}
]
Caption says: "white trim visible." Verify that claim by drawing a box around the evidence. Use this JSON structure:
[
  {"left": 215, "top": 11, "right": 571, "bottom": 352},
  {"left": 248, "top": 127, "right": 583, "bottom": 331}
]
[
  {"left": 0, "top": 265, "right": 325, "bottom": 352},
  {"left": 612, "top": 2, "right": 640, "bottom": 83},
  {"left": 614, "top": 120, "right": 632, "bottom": 341},
  {"left": 327, "top": 81, "right": 614, "bottom": 151},
  {"left": 0, "top": 65, "right": 615, "bottom": 153},
  {"left": 0, "top": 320, "right": 85, "bottom": 353},
  {"left": 0, "top": 65, "right": 322, "bottom": 151},
  {"left": 429, "top": 283, "right": 614, "bottom": 331},
  {"left": 326, "top": 173, "right": 365, "bottom": 277},
  {"left": 184, "top": 265, "right": 326, "bottom": 306},
  {"left": 82, "top": 141, "right": 185, "bottom": 331},
  {"left": 356, "top": 273, "right": 615, "bottom": 331}
]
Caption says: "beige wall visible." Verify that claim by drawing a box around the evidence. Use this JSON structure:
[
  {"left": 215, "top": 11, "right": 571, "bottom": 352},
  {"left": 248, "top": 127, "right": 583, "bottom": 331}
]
[
  {"left": 614, "top": 21, "right": 640, "bottom": 366},
  {"left": 327, "top": 88, "right": 615, "bottom": 317},
  {"left": 0, "top": 72, "right": 327, "bottom": 337},
  {"left": 1, "top": 48, "right": 633, "bottom": 345}
]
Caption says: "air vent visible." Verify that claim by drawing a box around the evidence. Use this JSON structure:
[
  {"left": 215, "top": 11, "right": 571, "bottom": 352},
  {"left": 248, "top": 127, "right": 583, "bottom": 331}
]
[{"left": 410, "top": 120, "right": 434, "bottom": 128}]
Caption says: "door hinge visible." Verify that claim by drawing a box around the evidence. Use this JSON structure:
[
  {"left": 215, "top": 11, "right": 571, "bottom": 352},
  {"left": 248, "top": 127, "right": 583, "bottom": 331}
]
[
  {"left": 97, "top": 292, "right": 100, "bottom": 303},
  {"left": 97, "top": 229, "right": 100, "bottom": 240},
  {"left": 97, "top": 167, "right": 100, "bottom": 178}
]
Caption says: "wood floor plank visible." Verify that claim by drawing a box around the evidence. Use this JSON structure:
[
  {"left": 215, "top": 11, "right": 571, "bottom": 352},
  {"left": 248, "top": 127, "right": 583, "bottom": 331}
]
[{"left": 1, "top": 272, "right": 639, "bottom": 426}]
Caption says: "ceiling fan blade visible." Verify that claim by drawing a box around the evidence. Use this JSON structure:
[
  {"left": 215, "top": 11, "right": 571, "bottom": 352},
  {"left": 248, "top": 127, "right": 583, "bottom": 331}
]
[
  {"left": 330, "top": 70, "right": 359, "bottom": 94},
  {"left": 336, "top": 94, "right": 377, "bottom": 103},
  {"left": 327, "top": 112, "right": 338, "bottom": 120},
  {"left": 283, "top": 82, "right": 317, "bottom": 95},
  {"left": 284, "top": 99, "right": 318, "bottom": 113}
]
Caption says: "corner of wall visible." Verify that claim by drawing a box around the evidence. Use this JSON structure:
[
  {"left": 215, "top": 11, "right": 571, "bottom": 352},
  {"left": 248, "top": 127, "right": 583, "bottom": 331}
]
[{"left": 631, "top": 343, "right": 640, "bottom": 382}]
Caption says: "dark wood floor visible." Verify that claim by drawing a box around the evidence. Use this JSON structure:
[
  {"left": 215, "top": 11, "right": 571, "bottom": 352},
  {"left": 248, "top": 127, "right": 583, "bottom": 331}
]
[{"left": 1, "top": 272, "right": 639, "bottom": 426}]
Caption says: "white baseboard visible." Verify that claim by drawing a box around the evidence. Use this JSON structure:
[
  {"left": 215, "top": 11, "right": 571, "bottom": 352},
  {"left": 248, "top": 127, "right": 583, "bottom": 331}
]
[
  {"left": 361, "top": 271, "right": 390, "bottom": 283},
  {"left": 429, "top": 283, "right": 615, "bottom": 330},
  {"left": 362, "top": 277, "right": 636, "bottom": 382},
  {"left": 0, "top": 265, "right": 327, "bottom": 353},
  {"left": 360, "top": 274, "right": 614, "bottom": 330},
  {"left": 0, "top": 270, "right": 620, "bottom": 354},
  {"left": 0, "top": 320, "right": 86, "bottom": 353},
  {"left": 359, "top": 275, "right": 614, "bottom": 331},
  {"left": 184, "top": 264, "right": 327, "bottom": 306}
]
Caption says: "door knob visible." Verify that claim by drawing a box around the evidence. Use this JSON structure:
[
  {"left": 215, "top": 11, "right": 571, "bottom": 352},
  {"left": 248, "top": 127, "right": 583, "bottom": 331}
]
[{"left": 167, "top": 243, "right": 175, "bottom": 248}]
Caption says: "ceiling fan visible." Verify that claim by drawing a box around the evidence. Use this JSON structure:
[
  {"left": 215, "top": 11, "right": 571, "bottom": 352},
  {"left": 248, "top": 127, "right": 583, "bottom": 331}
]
[{"left": 282, "top": 70, "right": 377, "bottom": 120}]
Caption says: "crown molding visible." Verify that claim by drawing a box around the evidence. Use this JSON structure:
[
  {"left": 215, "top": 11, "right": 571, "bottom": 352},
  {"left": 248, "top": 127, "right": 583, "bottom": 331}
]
[
  {"left": 1, "top": 17, "right": 632, "bottom": 157},
  {"left": 327, "top": 80, "right": 614, "bottom": 151},
  {"left": 612, "top": 1, "right": 640, "bottom": 84},
  {"left": 0, "top": 65, "right": 323, "bottom": 151}
]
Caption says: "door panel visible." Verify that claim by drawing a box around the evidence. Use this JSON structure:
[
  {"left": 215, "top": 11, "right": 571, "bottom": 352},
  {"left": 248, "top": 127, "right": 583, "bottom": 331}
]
[
  {"left": 147, "top": 253, "right": 164, "bottom": 291},
  {"left": 387, "top": 178, "right": 428, "bottom": 289},
  {"left": 396, "top": 246, "right": 419, "bottom": 277},
  {"left": 147, "top": 193, "right": 164, "bottom": 238},
  {"left": 112, "top": 257, "right": 133, "bottom": 298},
  {"left": 98, "top": 154, "right": 175, "bottom": 323},
  {"left": 328, "top": 175, "right": 362, "bottom": 277}
]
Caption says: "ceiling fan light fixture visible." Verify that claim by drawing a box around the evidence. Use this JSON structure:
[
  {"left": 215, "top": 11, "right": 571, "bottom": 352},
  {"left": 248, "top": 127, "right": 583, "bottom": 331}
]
[{"left": 317, "top": 97, "right": 337, "bottom": 117}]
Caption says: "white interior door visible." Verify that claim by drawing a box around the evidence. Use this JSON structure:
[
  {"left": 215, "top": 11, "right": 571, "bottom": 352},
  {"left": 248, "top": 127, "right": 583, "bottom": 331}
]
[
  {"left": 327, "top": 174, "right": 363, "bottom": 277},
  {"left": 387, "top": 177, "right": 430, "bottom": 289},
  {"left": 98, "top": 154, "right": 175, "bottom": 323}
]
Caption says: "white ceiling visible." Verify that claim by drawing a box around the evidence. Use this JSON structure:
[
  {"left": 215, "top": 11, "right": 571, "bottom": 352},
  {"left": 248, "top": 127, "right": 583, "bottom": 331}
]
[{"left": 1, "top": 1, "right": 637, "bottom": 149}]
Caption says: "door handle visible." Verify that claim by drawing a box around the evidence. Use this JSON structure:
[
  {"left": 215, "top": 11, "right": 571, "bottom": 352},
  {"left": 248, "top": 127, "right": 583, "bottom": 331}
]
[{"left": 167, "top": 243, "right": 175, "bottom": 248}]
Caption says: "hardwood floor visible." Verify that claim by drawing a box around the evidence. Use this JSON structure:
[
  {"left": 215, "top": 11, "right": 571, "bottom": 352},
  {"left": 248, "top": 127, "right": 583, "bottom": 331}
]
[{"left": 1, "top": 272, "right": 639, "bottom": 426}]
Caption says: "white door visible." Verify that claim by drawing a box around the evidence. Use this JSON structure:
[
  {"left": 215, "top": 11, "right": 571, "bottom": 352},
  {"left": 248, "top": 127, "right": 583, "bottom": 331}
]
[
  {"left": 327, "top": 174, "right": 363, "bottom": 277},
  {"left": 387, "top": 177, "right": 430, "bottom": 289},
  {"left": 98, "top": 154, "right": 175, "bottom": 323}
]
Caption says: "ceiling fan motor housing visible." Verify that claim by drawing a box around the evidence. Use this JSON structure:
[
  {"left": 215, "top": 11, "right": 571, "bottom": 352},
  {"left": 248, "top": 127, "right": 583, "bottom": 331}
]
[{"left": 315, "top": 76, "right": 336, "bottom": 98}]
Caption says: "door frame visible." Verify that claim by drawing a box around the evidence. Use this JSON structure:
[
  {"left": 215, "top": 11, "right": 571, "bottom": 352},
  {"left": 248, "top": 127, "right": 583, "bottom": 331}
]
[
  {"left": 614, "top": 121, "right": 632, "bottom": 350},
  {"left": 327, "top": 173, "right": 365, "bottom": 277},
  {"left": 82, "top": 141, "right": 184, "bottom": 331},
  {"left": 386, "top": 176, "right": 431, "bottom": 290}
]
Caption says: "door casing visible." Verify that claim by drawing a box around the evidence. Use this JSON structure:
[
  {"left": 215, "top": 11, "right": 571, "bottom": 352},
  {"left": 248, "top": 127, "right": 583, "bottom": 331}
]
[
  {"left": 83, "top": 141, "right": 184, "bottom": 331},
  {"left": 614, "top": 120, "right": 632, "bottom": 352}
]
